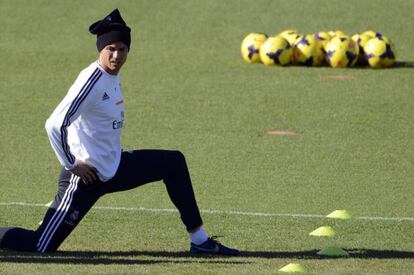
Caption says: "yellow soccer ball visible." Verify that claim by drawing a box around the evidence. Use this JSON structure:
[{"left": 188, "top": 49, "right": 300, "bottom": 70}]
[
  {"left": 328, "top": 30, "right": 349, "bottom": 39},
  {"left": 314, "top": 32, "right": 332, "bottom": 65},
  {"left": 325, "top": 36, "right": 359, "bottom": 68},
  {"left": 361, "top": 30, "right": 391, "bottom": 44},
  {"left": 293, "top": 34, "right": 323, "bottom": 66},
  {"left": 278, "top": 29, "right": 302, "bottom": 46},
  {"left": 315, "top": 32, "right": 332, "bottom": 52},
  {"left": 351, "top": 33, "right": 372, "bottom": 65},
  {"left": 361, "top": 30, "right": 381, "bottom": 39},
  {"left": 241, "top": 32, "right": 268, "bottom": 63},
  {"left": 259, "top": 36, "right": 293, "bottom": 65},
  {"left": 364, "top": 37, "right": 396, "bottom": 68}
]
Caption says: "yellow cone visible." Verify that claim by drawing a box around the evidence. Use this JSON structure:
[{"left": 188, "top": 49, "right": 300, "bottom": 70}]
[
  {"left": 38, "top": 220, "right": 43, "bottom": 225},
  {"left": 317, "top": 246, "right": 349, "bottom": 257},
  {"left": 279, "top": 263, "right": 305, "bottom": 273},
  {"left": 309, "top": 226, "right": 335, "bottom": 237},
  {"left": 326, "top": 210, "right": 352, "bottom": 220},
  {"left": 44, "top": 201, "right": 53, "bottom": 207}
]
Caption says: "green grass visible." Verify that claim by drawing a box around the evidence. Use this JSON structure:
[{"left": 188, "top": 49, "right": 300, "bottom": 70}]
[{"left": 1, "top": 0, "right": 414, "bottom": 274}]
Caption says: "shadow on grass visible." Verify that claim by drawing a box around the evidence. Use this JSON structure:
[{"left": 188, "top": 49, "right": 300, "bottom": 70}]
[
  {"left": 394, "top": 61, "right": 414, "bottom": 68},
  {"left": 0, "top": 250, "right": 247, "bottom": 265},
  {"left": 240, "top": 249, "right": 414, "bottom": 259},
  {"left": 284, "top": 61, "right": 414, "bottom": 70},
  {"left": 332, "top": 61, "right": 414, "bottom": 70},
  {"left": 1, "top": 249, "right": 414, "bottom": 264}
]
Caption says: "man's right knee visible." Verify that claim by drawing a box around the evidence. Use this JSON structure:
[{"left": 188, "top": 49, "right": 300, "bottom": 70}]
[
  {"left": 167, "top": 150, "right": 186, "bottom": 165},
  {"left": 161, "top": 150, "right": 189, "bottom": 180}
]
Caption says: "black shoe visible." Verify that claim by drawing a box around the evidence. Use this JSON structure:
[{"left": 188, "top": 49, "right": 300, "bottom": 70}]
[{"left": 190, "top": 237, "right": 239, "bottom": 256}]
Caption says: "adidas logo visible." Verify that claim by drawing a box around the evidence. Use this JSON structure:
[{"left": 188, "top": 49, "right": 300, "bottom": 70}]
[{"left": 102, "top": 92, "right": 110, "bottom": 101}]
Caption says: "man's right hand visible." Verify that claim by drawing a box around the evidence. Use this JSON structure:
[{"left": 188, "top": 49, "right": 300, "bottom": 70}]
[{"left": 69, "top": 160, "right": 98, "bottom": 184}]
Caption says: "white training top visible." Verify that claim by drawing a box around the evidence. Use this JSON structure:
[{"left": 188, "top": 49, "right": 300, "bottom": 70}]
[{"left": 45, "top": 61, "right": 125, "bottom": 181}]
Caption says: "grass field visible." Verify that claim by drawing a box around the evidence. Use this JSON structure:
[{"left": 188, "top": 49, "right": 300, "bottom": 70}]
[{"left": 1, "top": 0, "right": 414, "bottom": 274}]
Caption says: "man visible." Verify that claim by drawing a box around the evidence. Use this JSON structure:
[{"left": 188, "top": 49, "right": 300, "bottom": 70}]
[{"left": 0, "top": 9, "right": 239, "bottom": 256}]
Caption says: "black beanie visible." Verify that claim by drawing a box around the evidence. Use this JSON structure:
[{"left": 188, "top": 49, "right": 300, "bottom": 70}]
[{"left": 89, "top": 9, "right": 131, "bottom": 52}]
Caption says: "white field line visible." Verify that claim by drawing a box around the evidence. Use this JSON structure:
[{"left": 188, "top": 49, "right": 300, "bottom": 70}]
[{"left": 0, "top": 201, "right": 413, "bottom": 222}]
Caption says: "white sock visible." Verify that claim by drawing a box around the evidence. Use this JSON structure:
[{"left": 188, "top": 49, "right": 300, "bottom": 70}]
[{"left": 190, "top": 227, "right": 209, "bottom": 245}]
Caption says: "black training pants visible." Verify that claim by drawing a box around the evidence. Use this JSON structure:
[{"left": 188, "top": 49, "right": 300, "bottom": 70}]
[{"left": 0, "top": 150, "right": 203, "bottom": 252}]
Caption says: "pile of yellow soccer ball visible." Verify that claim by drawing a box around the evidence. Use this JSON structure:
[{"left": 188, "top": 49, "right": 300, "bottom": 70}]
[{"left": 241, "top": 30, "right": 396, "bottom": 68}]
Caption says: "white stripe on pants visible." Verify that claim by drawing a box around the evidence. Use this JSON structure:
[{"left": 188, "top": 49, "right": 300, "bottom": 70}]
[{"left": 37, "top": 174, "right": 79, "bottom": 252}]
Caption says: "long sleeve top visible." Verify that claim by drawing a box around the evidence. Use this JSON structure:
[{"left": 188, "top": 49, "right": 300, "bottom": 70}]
[{"left": 45, "top": 61, "right": 125, "bottom": 182}]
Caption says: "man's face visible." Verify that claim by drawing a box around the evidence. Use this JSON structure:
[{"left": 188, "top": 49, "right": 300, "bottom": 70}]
[{"left": 99, "top": 42, "right": 128, "bottom": 75}]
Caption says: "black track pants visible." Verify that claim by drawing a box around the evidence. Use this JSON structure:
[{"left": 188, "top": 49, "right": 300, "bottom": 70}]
[{"left": 0, "top": 150, "right": 203, "bottom": 252}]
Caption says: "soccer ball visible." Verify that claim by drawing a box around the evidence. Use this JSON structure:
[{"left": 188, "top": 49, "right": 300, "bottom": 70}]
[
  {"left": 315, "top": 32, "right": 332, "bottom": 65},
  {"left": 364, "top": 37, "right": 396, "bottom": 68},
  {"left": 328, "top": 30, "right": 349, "bottom": 38},
  {"left": 293, "top": 34, "right": 324, "bottom": 66},
  {"left": 259, "top": 36, "right": 293, "bottom": 65},
  {"left": 361, "top": 30, "right": 391, "bottom": 44},
  {"left": 241, "top": 32, "right": 268, "bottom": 63},
  {"left": 361, "top": 30, "right": 383, "bottom": 39},
  {"left": 325, "top": 36, "right": 359, "bottom": 67},
  {"left": 351, "top": 33, "right": 372, "bottom": 65},
  {"left": 278, "top": 29, "right": 302, "bottom": 46},
  {"left": 315, "top": 32, "right": 332, "bottom": 52}
]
